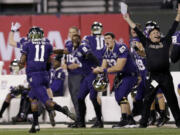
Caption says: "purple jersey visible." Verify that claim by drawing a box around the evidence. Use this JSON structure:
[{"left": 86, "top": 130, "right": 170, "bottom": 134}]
[
  {"left": 84, "top": 35, "right": 106, "bottom": 64},
  {"left": 103, "top": 43, "right": 137, "bottom": 75},
  {"left": 65, "top": 40, "right": 73, "bottom": 52},
  {"left": 50, "top": 67, "right": 65, "bottom": 96},
  {"left": 74, "top": 41, "right": 96, "bottom": 75},
  {"left": 130, "top": 38, "right": 146, "bottom": 73},
  {"left": 21, "top": 40, "right": 53, "bottom": 74},
  {"left": 17, "top": 37, "right": 49, "bottom": 49},
  {"left": 65, "top": 40, "right": 83, "bottom": 75}
]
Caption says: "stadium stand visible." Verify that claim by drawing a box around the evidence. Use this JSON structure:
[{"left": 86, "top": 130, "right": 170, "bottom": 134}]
[
  {"left": 0, "top": 0, "right": 176, "bottom": 14},
  {"left": 0, "top": 0, "right": 42, "bottom": 13}
]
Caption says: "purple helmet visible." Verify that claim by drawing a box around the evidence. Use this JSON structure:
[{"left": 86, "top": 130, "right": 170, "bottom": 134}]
[
  {"left": 143, "top": 21, "right": 160, "bottom": 38},
  {"left": 172, "top": 31, "right": 180, "bottom": 46}
]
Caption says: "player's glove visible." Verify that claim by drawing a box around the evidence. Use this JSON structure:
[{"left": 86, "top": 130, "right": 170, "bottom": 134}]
[{"left": 11, "top": 22, "right": 21, "bottom": 32}]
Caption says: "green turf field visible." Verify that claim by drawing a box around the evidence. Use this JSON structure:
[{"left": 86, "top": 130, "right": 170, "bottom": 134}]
[{"left": 1, "top": 128, "right": 180, "bottom": 135}]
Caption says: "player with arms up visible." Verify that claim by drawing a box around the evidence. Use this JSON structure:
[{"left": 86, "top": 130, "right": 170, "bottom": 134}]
[{"left": 123, "top": 1, "right": 180, "bottom": 128}]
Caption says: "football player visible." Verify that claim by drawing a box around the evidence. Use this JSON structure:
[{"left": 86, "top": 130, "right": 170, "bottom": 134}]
[
  {"left": 93, "top": 32, "right": 138, "bottom": 128},
  {"left": 68, "top": 34, "right": 101, "bottom": 128},
  {"left": 19, "top": 27, "right": 76, "bottom": 133},
  {"left": 50, "top": 54, "right": 65, "bottom": 97},
  {"left": 64, "top": 26, "right": 83, "bottom": 126},
  {"left": 0, "top": 59, "right": 31, "bottom": 121},
  {"left": 9, "top": 23, "right": 58, "bottom": 127},
  {"left": 82, "top": 21, "right": 106, "bottom": 128}
]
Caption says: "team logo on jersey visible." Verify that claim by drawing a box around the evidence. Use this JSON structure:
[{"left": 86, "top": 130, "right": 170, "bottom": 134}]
[{"left": 119, "top": 46, "right": 126, "bottom": 53}]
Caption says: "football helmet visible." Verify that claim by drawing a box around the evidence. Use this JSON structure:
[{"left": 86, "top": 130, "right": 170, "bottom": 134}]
[
  {"left": 10, "top": 59, "right": 20, "bottom": 75},
  {"left": 28, "top": 26, "right": 44, "bottom": 41},
  {"left": 91, "top": 21, "right": 103, "bottom": 35},
  {"left": 172, "top": 31, "right": 180, "bottom": 45},
  {"left": 92, "top": 73, "right": 108, "bottom": 92},
  {"left": 144, "top": 20, "right": 160, "bottom": 38}
]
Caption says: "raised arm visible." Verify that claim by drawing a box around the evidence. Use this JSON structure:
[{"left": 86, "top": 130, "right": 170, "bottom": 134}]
[
  {"left": 9, "top": 31, "right": 18, "bottom": 47},
  {"left": 123, "top": 13, "right": 136, "bottom": 29},
  {"left": 9, "top": 22, "right": 21, "bottom": 47},
  {"left": 18, "top": 54, "right": 26, "bottom": 70},
  {"left": 123, "top": 13, "right": 147, "bottom": 47},
  {"left": 167, "top": 4, "right": 180, "bottom": 37},
  {"left": 175, "top": 3, "right": 180, "bottom": 22},
  {"left": 53, "top": 48, "right": 69, "bottom": 54}
]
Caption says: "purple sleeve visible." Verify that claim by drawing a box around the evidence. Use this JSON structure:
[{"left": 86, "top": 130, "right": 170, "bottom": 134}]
[
  {"left": 118, "top": 45, "right": 128, "bottom": 58},
  {"left": 178, "top": 84, "right": 180, "bottom": 89},
  {"left": 17, "top": 42, "right": 21, "bottom": 48},
  {"left": 65, "top": 41, "right": 72, "bottom": 52},
  {"left": 21, "top": 43, "right": 28, "bottom": 54},
  {"left": 17, "top": 38, "right": 27, "bottom": 49},
  {"left": 79, "top": 44, "right": 90, "bottom": 55},
  {"left": 49, "top": 44, "right": 53, "bottom": 55}
]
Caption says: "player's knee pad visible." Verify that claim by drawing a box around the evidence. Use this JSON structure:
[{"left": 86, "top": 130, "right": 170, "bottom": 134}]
[{"left": 119, "top": 97, "right": 128, "bottom": 105}]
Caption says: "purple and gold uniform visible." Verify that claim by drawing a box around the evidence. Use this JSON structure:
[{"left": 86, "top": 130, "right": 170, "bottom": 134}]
[
  {"left": 21, "top": 40, "right": 52, "bottom": 104},
  {"left": 50, "top": 67, "right": 65, "bottom": 96},
  {"left": 73, "top": 41, "right": 101, "bottom": 124},
  {"left": 104, "top": 42, "right": 138, "bottom": 103},
  {"left": 130, "top": 37, "right": 146, "bottom": 101},
  {"left": 74, "top": 41, "right": 98, "bottom": 100},
  {"left": 84, "top": 35, "right": 106, "bottom": 65}
]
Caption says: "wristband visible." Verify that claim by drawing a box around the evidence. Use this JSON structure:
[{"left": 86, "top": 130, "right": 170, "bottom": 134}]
[{"left": 11, "top": 30, "right": 19, "bottom": 32}]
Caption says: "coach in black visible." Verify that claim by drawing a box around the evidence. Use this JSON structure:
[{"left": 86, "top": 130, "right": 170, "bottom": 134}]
[{"left": 123, "top": 3, "right": 180, "bottom": 128}]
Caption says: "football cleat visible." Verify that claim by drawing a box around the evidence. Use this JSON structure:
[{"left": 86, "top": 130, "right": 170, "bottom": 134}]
[
  {"left": 63, "top": 106, "right": 76, "bottom": 121},
  {"left": 48, "top": 110, "right": 56, "bottom": 127},
  {"left": 91, "top": 120, "right": 104, "bottom": 128},
  {"left": 29, "top": 124, "right": 40, "bottom": 133},
  {"left": 71, "top": 122, "right": 86, "bottom": 128},
  {"left": 156, "top": 116, "right": 170, "bottom": 127},
  {"left": 112, "top": 119, "right": 129, "bottom": 128}
]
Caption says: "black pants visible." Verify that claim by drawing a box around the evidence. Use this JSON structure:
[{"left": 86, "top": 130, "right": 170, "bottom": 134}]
[
  {"left": 140, "top": 71, "right": 180, "bottom": 126},
  {"left": 68, "top": 74, "right": 83, "bottom": 120}
]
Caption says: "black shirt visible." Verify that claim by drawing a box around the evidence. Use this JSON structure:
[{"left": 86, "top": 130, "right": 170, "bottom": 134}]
[
  {"left": 134, "top": 21, "right": 179, "bottom": 73},
  {"left": 171, "top": 45, "right": 180, "bottom": 63}
]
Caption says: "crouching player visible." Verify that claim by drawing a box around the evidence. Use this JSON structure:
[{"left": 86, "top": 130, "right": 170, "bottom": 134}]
[{"left": 93, "top": 32, "right": 138, "bottom": 128}]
